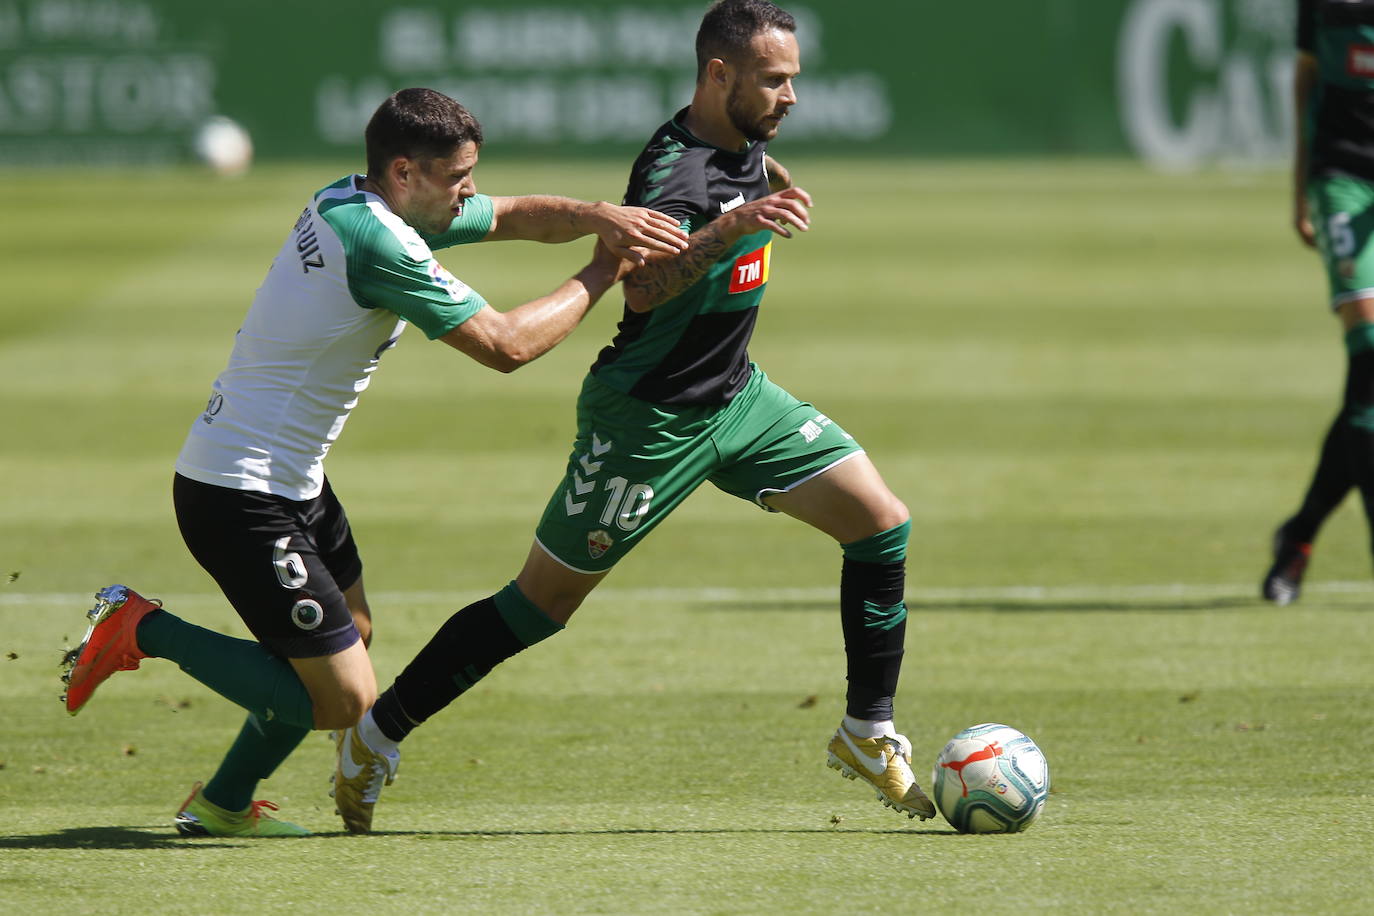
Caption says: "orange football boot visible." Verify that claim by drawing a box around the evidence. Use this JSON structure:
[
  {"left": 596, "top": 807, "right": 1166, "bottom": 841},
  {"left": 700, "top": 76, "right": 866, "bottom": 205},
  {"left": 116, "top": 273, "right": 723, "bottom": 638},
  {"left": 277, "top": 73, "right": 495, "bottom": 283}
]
[{"left": 61, "top": 584, "right": 161, "bottom": 715}]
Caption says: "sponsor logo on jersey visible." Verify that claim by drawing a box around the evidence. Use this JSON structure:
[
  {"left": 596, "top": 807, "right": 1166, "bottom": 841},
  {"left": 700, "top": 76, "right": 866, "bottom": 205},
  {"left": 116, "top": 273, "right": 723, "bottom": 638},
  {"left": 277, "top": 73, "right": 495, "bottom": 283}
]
[
  {"left": 587, "top": 529, "right": 614, "bottom": 559},
  {"left": 427, "top": 260, "right": 473, "bottom": 301},
  {"left": 1350, "top": 45, "right": 1374, "bottom": 78},
  {"left": 719, "top": 192, "right": 746, "bottom": 213},
  {"left": 728, "top": 242, "right": 771, "bottom": 294}
]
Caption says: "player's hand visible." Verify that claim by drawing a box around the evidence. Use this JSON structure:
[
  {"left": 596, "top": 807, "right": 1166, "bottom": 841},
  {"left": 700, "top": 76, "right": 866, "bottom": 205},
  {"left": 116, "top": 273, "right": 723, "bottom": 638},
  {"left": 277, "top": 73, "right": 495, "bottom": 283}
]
[
  {"left": 1294, "top": 194, "right": 1316, "bottom": 249},
  {"left": 722, "top": 187, "right": 812, "bottom": 242},
  {"left": 588, "top": 203, "right": 689, "bottom": 266},
  {"left": 588, "top": 238, "right": 639, "bottom": 284}
]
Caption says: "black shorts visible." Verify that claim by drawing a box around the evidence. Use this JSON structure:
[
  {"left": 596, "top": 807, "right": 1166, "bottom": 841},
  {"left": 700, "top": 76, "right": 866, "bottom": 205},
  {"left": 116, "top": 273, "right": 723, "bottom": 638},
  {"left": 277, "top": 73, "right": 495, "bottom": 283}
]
[{"left": 173, "top": 473, "right": 363, "bottom": 658}]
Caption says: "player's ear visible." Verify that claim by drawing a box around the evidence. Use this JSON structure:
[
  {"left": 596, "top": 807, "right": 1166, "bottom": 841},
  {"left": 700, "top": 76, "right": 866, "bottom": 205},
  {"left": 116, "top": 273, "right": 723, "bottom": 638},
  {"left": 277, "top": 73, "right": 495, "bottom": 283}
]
[
  {"left": 705, "top": 57, "right": 730, "bottom": 89},
  {"left": 388, "top": 156, "right": 412, "bottom": 191}
]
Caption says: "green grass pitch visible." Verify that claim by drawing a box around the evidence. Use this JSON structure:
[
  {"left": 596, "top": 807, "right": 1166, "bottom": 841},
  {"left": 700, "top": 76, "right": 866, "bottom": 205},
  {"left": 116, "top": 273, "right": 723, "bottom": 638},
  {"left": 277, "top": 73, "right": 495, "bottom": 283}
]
[{"left": 2, "top": 159, "right": 1372, "bottom": 913}]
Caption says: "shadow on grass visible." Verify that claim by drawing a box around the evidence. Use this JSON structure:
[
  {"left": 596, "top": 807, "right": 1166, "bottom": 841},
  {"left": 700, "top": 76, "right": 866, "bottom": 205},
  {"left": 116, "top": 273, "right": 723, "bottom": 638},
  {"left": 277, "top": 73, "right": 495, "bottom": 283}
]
[
  {"left": 702, "top": 596, "right": 1261, "bottom": 613},
  {"left": 354, "top": 826, "right": 958, "bottom": 838},
  {"left": 0, "top": 825, "right": 962, "bottom": 847},
  {"left": 0, "top": 826, "right": 235, "bottom": 849}
]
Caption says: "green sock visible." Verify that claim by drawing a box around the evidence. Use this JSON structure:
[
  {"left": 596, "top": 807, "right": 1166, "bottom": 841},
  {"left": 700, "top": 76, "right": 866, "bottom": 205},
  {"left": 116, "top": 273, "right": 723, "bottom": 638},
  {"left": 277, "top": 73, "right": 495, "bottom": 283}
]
[
  {"left": 136, "top": 610, "right": 314, "bottom": 730},
  {"left": 202, "top": 713, "right": 310, "bottom": 812}
]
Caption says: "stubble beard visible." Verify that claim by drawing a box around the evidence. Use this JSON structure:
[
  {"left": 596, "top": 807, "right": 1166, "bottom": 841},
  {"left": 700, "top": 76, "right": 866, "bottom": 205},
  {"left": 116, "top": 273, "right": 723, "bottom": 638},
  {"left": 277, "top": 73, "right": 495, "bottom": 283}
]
[{"left": 726, "top": 84, "right": 784, "bottom": 143}]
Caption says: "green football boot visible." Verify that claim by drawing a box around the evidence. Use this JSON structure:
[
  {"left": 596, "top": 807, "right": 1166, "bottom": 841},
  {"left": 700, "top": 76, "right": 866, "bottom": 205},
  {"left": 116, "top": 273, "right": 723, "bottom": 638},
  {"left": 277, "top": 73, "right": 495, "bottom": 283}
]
[{"left": 174, "top": 782, "right": 310, "bottom": 837}]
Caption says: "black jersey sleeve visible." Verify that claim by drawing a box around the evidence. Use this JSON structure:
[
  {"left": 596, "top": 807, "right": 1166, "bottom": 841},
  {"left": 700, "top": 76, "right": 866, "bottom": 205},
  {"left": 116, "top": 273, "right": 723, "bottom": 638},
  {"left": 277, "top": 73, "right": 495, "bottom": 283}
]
[{"left": 1298, "top": 0, "right": 1315, "bottom": 52}]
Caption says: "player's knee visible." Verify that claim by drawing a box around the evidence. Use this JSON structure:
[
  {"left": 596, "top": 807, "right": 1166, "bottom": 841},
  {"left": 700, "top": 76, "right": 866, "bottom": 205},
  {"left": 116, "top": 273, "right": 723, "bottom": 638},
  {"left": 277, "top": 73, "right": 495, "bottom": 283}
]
[
  {"left": 300, "top": 659, "right": 378, "bottom": 730},
  {"left": 865, "top": 494, "right": 908, "bottom": 536},
  {"left": 530, "top": 591, "right": 584, "bottom": 626},
  {"left": 515, "top": 552, "right": 600, "bottom": 625},
  {"left": 311, "top": 683, "right": 377, "bottom": 730},
  {"left": 884, "top": 496, "right": 910, "bottom": 530}
]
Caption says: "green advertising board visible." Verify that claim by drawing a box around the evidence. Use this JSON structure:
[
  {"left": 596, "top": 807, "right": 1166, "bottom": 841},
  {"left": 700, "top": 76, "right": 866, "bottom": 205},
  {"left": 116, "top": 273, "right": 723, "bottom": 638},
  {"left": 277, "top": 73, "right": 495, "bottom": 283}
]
[{"left": 0, "top": 0, "right": 1294, "bottom": 168}]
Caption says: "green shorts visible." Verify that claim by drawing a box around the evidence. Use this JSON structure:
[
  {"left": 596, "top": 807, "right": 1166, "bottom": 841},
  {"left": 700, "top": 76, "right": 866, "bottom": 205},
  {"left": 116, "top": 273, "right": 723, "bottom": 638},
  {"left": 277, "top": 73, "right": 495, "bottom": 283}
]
[
  {"left": 533, "top": 365, "right": 865, "bottom": 573},
  {"left": 1309, "top": 170, "right": 1374, "bottom": 309}
]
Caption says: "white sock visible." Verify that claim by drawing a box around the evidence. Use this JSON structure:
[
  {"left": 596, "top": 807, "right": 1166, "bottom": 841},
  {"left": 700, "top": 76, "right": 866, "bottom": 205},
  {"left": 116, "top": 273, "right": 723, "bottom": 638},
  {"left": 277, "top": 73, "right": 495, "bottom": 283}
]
[
  {"left": 843, "top": 715, "right": 897, "bottom": 739},
  {"left": 357, "top": 708, "right": 399, "bottom": 755}
]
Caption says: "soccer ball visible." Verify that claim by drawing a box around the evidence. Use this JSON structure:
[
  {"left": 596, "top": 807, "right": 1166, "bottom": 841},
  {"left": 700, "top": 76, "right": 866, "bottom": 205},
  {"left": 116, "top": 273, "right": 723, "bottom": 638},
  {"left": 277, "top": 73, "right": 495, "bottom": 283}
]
[
  {"left": 931, "top": 723, "right": 1049, "bottom": 833},
  {"left": 193, "top": 116, "right": 254, "bottom": 177}
]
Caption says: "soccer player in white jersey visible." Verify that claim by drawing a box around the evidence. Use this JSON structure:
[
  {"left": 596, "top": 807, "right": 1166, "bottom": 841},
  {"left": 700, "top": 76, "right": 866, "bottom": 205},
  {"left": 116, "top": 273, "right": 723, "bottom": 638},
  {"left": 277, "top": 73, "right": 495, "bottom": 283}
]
[{"left": 58, "top": 88, "right": 688, "bottom": 837}]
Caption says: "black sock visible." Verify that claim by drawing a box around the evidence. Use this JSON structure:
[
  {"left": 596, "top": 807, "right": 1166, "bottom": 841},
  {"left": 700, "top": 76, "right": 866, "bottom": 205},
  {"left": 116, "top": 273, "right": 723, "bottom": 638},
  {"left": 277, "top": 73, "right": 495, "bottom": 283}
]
[
  {"left": 1342, "top": 344, "right": 1374, "bottom": 553},
  {"left": 372, "top": 583, "right": 563, "bottom": 742},
  {"left": 1293, "top": 328, "right": 1374, "bottom": 543},
  {"left": 1287, "top": 411, "right": 1353, "bottom": 544},
  {"left": 839, "top": 558, "right": 907, "bottom": 721}
]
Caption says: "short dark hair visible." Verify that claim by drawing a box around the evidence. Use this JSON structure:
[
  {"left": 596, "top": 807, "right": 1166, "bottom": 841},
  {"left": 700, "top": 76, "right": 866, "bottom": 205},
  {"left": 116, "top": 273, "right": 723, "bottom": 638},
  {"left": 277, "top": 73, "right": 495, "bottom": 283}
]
[
  {"left": 695, "top": 0, "right": 796, "bottom": 80},
  {"left": 364, "top": 88, "right": 483, "bottom": 180}
]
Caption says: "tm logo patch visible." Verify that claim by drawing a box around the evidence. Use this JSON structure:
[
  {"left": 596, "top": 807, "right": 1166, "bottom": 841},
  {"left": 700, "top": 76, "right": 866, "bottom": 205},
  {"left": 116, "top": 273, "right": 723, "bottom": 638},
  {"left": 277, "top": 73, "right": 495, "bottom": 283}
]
[
  {"left": 1351, "top": 45, "right": 1374, "bottom": 78},
  {"left": 728, "top": 242, "right": 771, "bottom": 294}
]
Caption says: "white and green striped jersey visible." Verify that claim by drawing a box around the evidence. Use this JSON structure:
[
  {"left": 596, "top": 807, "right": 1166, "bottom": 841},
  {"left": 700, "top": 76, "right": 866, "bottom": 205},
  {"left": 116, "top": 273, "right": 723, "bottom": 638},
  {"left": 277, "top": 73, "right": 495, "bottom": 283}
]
[{"left": 176, "top": 175, "right": 494, "bottom": 500}]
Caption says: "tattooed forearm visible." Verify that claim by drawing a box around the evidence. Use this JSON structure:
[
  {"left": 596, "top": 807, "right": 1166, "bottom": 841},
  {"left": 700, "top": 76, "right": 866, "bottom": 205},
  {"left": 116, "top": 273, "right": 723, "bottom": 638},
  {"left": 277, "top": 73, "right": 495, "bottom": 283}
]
[{"left": 624, "top": 223, "right": 731, "bottom": 310}]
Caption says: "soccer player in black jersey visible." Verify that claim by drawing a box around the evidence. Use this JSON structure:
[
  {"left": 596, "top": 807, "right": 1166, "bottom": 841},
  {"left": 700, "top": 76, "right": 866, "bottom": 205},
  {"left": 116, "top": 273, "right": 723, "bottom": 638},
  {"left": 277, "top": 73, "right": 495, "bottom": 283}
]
[
  {"left": 336, "top": 0, "right": 935, "bottom": 831},
  {"left": 1264, "top": 0, "right": 1374, "bottom": 603}
]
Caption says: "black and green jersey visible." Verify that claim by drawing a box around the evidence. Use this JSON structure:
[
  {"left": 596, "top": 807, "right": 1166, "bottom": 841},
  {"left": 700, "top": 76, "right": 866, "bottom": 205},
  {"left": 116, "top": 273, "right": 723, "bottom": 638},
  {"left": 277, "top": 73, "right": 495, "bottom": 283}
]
[
  {"left": 590, "top": 108, "right": 774, "bottom": 405},
  {"left": 1300, "top": 0, "right": 1374, "bottom": 179}
]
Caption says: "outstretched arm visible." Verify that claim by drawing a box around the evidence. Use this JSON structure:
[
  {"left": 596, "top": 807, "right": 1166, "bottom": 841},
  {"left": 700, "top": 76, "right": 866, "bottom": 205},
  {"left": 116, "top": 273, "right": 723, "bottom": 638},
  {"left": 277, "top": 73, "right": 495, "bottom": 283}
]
[
  {"left": 1293, "top": 51, "right": 1317, "bottom": 249},
  {"left": 621, "top": 186, "right": 813, "bottom": 313},
  {"left": 439, "top": 241, "right": 630, "bottom": 373},
  {"left": 485, "top": 196, "right": 689, "bottom": 264}
]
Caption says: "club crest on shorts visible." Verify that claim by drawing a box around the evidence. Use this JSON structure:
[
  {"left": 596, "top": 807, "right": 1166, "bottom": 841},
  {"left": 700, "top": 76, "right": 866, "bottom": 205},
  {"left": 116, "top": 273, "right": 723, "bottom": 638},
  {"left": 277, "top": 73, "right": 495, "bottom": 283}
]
[
  {"left": 587, "top": 529, "right": 614, "bottom": 559},
  {"left": 291, "top": 598, "right": 325, "bottom": 631}
]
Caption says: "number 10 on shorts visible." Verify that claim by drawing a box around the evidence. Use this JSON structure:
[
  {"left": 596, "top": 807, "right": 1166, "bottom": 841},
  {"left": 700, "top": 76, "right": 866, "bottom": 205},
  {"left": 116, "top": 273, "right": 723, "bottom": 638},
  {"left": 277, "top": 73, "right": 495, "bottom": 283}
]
[
  {"left": 599, "top": 477, "right": 653, "bottom": 531},
  {"left": 567, "top": 475, "right": 654, "bottom": 532}
]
